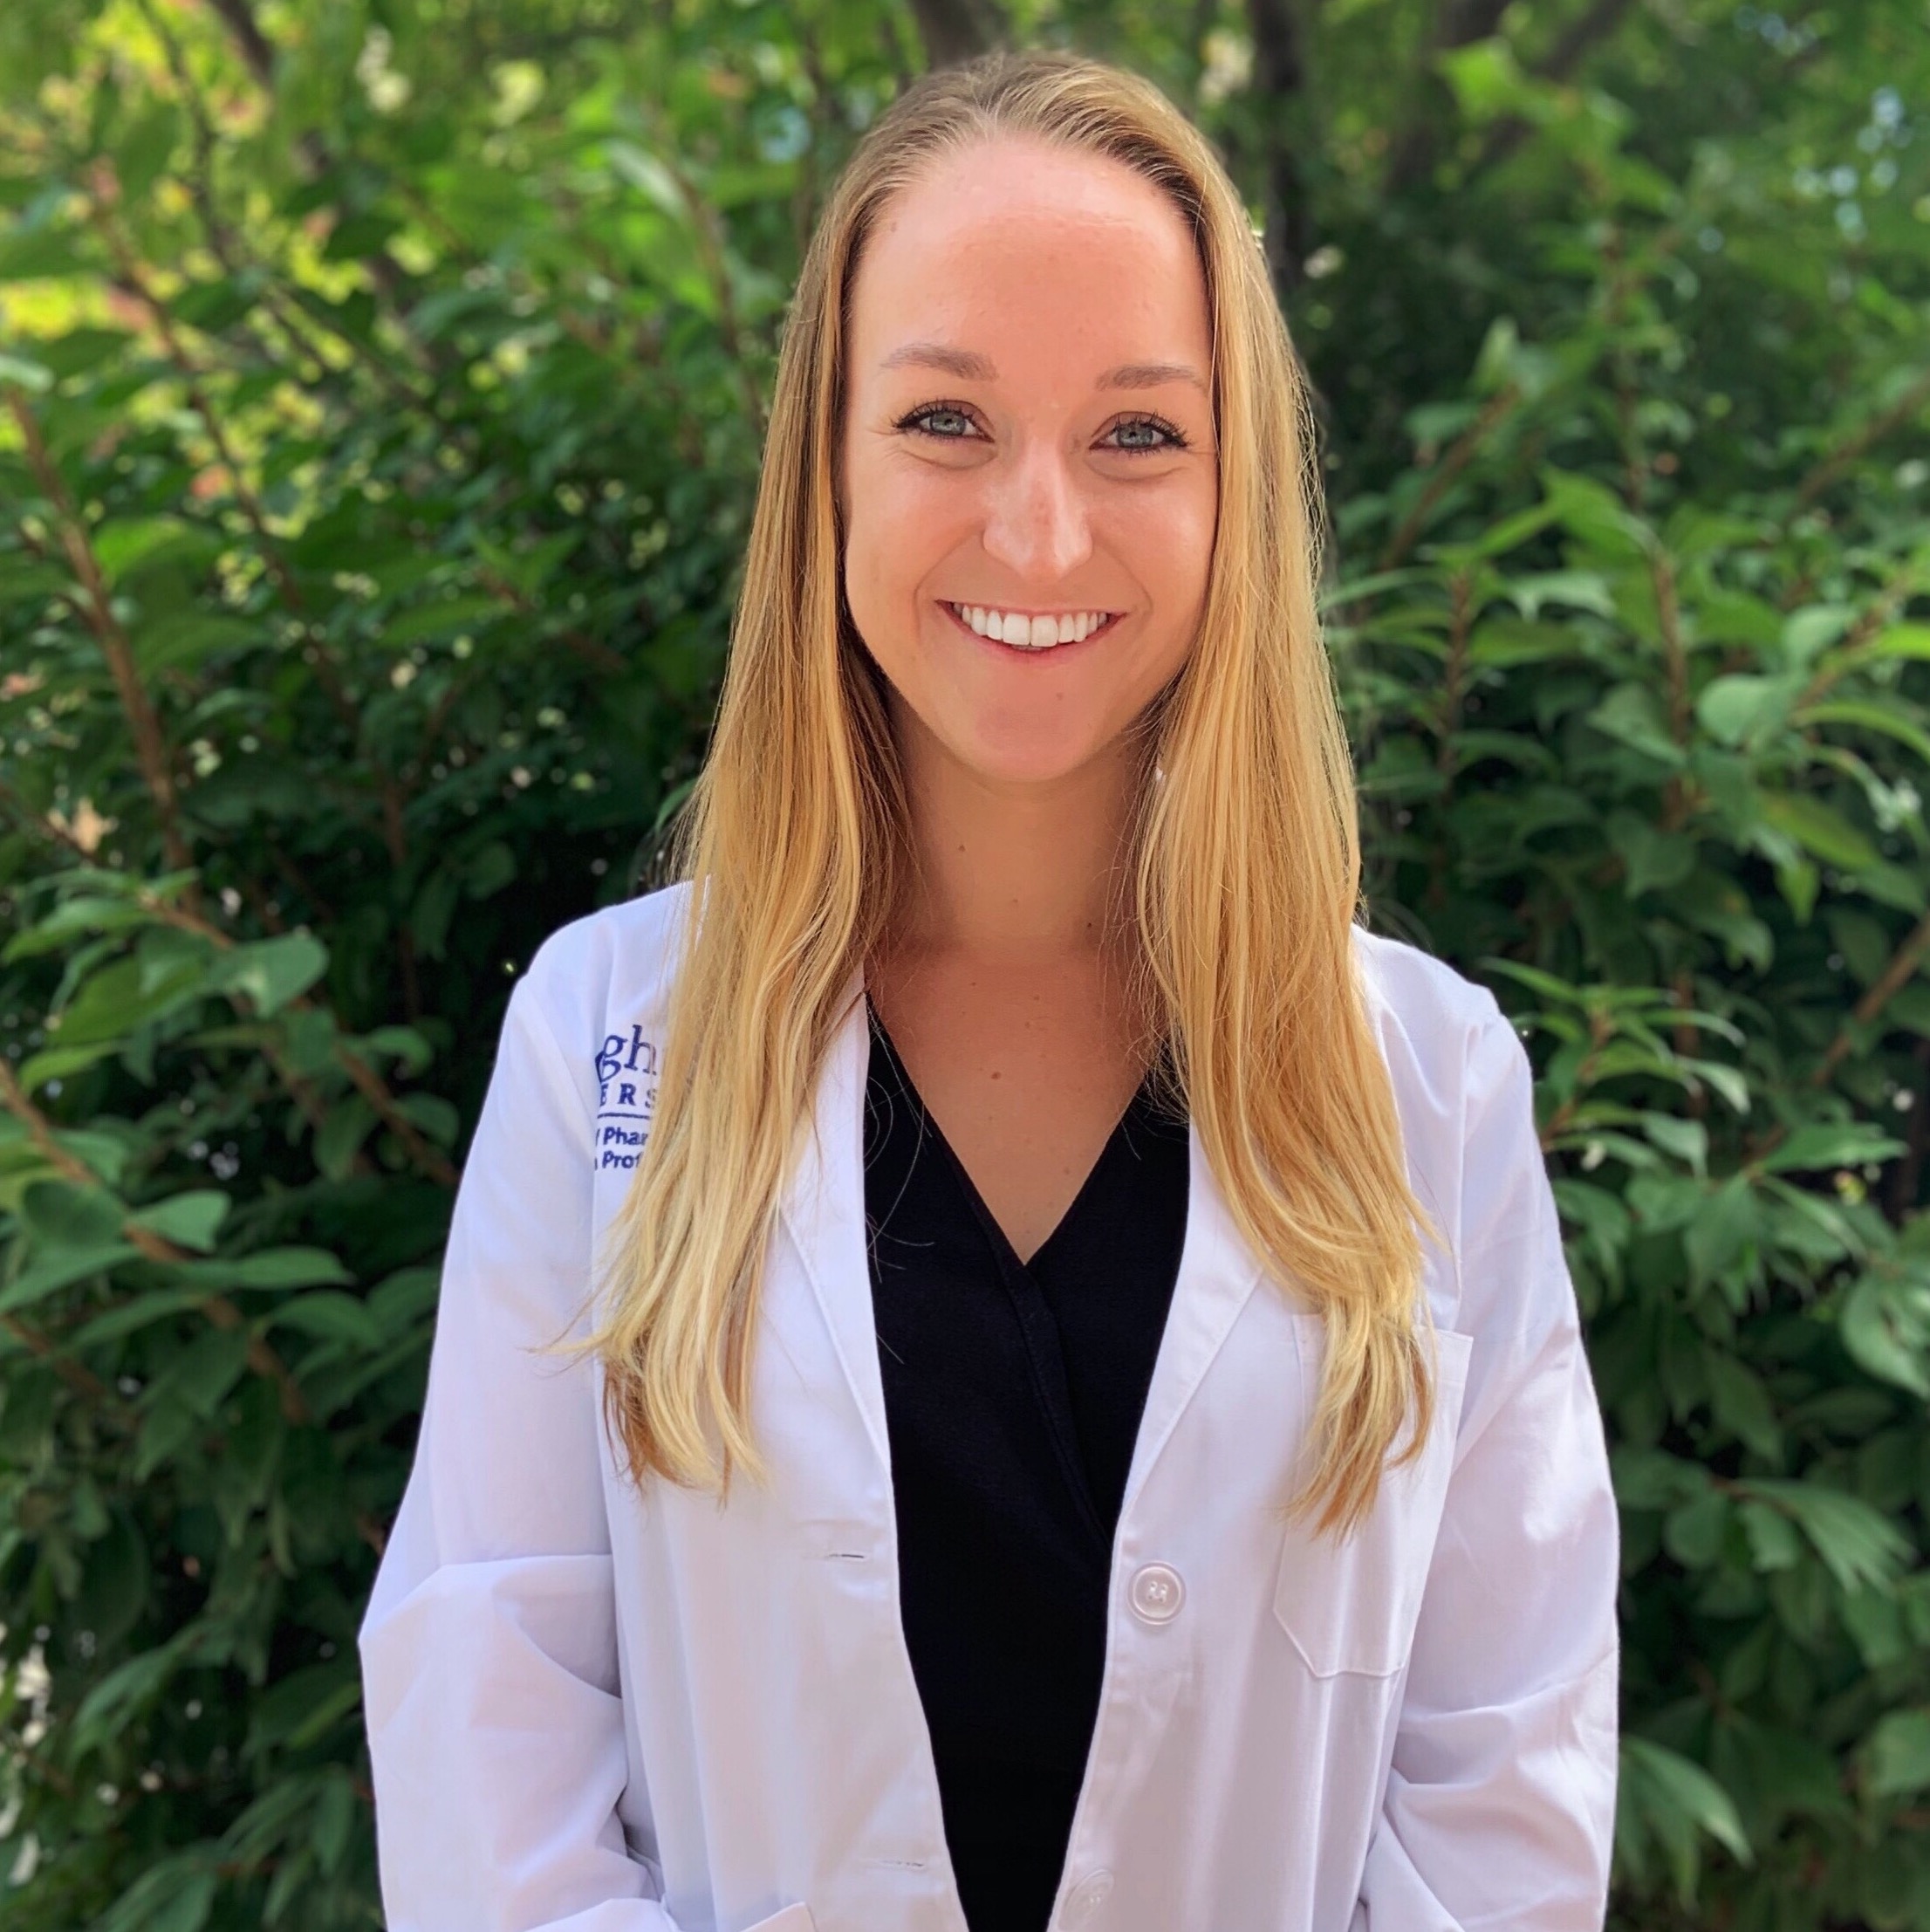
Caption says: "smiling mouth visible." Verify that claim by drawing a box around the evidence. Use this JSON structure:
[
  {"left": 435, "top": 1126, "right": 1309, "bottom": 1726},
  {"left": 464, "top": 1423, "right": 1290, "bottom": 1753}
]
[{"left": 941, "top": 600, "right": 1124, "bottom": 652}]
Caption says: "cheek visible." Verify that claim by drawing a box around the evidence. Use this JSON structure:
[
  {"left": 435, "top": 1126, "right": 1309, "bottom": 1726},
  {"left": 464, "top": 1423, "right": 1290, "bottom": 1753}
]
[
  {"left": 843, "top": 460, "right": 962, "bottom": 648},
  {"left": 1121, "top": 482, "right": 1216, "bottom": 633}
]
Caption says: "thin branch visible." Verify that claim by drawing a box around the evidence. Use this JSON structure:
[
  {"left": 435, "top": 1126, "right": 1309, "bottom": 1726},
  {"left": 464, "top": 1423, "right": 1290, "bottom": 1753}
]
[
  {"left": 121, "top": 887, "right": 460, "bottom": 1189},
  {"left": 904, "top": 0, "right": 1003, "bottom": 66},
  {"left": 0, "top": 777, "right": 458, "bottom": 1189},
  {"left": 94, "top": 211, "right": 318, "bottom": 619},
  {"left": 1245, "top": 0, "right": 1316, "bottom": 296},
  {"left": 203, "top": 0, "right": 277, "bottom": 91},
  {"left": 1792, "top": 560, "right": 1927, "bottom": 709},
  {"left": 0, "top": 1058, "right": 310, "bottom": 1422},
  {"left": 475, "top": 570, "right": 626, "bottom": 676},
  {"left": 6, "top": 391, "right": 200, "bottom": 905},
  {"left": 1651, "top": 547, "right": 1698, "bottom": 832},
  {"left": 1469, "top": 0, "right": 1639, "bottom": 177},
  {"left": 1808, "top": 904, "right": 1930, "bottom": 1093},
  {"left": 1376, "top": 381, "right": 1523, "bottom": 570},
  {"left": 1794, "top": 363, "right": 1930, "bottom": 512},
  {"left": 132, "top": 0, "right": 431, "bottom": 414}
]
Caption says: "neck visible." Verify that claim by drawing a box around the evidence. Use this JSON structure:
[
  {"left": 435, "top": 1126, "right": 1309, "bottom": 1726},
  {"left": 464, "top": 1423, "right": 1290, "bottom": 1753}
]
[{"left": 885, "top": 700, "right": 1145, "bottom": 963}]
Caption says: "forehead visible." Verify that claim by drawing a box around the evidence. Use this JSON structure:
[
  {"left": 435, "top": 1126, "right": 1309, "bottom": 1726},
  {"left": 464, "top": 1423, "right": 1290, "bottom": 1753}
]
[{"left": 847, "top": 136, "right": 1210, "bottom": 376}]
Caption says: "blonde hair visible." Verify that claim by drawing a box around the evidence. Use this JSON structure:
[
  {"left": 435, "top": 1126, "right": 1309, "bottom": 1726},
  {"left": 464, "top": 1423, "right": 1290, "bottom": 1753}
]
[{"left": 545, "top": 47, "right": 1446, "bottom": 1539}]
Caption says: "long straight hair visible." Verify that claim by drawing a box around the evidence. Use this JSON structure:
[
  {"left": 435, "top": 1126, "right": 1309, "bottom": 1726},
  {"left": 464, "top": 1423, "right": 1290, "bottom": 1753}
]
[{"left": 545, "top": 48, "right": 1447, "bottom": 1538}]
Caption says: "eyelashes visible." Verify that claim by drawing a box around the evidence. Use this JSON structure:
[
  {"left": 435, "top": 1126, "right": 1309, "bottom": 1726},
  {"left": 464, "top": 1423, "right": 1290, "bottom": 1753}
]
[{"left": 891, "top": 400, "right": 1192, "bottom": 455}]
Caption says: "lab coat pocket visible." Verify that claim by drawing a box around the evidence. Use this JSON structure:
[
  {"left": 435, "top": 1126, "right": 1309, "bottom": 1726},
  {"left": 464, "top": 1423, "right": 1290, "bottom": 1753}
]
[
  {"left": 1272, "top": 1323, "right": 1473, "bottom": 1678},
  {"left": 743, "top": 1908, "right": 816, "bottom": 1932}
]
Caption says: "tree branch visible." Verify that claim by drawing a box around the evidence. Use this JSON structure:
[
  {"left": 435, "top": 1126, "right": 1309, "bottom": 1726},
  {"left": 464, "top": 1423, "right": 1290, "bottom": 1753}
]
[
  {"left": 1245, "top": 0, "right": 1315, "bottom": 296},
  {"left": 203, "top": 0, "right": 276, "bottom": 91},
  {"left": 904, "top": 0, "right": 1004, "bottom": 68},
  {"left": 5, "top": 391, "right": 200, "bottom": 904},
  {"left": 1470, "top": 0, "right": 1641, "bottom": 178},
  {"left": 0, "top": 1058, "right": 310, "bottom": 1423}
]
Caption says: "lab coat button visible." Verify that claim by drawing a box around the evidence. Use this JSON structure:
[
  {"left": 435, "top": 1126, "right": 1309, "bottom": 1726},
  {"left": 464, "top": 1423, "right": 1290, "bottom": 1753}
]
[
  {"left": 1060, "top": 1868, "right": 1115, "bottom": 1924},
  {"left": 1128, "top": 1561, "right": 1184, "bottom": 1624}
]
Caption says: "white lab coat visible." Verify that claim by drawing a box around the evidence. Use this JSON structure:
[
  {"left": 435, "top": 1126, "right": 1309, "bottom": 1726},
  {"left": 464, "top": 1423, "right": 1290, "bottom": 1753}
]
[{"left": 357, "top": 881, "right": 1620, "bottom": 1932}]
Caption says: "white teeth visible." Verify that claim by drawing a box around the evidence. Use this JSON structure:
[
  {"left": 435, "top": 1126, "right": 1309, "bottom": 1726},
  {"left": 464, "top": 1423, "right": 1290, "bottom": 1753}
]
[{"left": 949, "top": 603, "right": 1112, "bottom": 649}]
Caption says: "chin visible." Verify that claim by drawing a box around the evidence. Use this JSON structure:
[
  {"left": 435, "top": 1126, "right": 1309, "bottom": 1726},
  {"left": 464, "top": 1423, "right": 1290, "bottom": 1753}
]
[{"left": 943, "top": 720, "right": 1113, "bottom": 790}]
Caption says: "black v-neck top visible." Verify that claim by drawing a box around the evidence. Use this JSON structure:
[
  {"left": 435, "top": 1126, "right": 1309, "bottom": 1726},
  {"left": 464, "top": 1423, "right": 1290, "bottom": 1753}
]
[{"left": 861, "top": 1000, "right": 1191, "bottom": 1932}]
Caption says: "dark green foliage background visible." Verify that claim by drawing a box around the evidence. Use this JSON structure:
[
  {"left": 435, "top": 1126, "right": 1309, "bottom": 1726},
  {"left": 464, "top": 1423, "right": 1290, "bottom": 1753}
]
[{"left": 1, "top": 0, "right": 1927, "bottom": 1925}]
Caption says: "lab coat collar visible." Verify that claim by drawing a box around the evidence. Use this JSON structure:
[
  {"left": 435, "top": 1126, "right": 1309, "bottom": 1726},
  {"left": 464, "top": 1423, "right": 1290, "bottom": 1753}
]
[{"left": 777, "top": 976, "right": 1267, "bottom": 1518}]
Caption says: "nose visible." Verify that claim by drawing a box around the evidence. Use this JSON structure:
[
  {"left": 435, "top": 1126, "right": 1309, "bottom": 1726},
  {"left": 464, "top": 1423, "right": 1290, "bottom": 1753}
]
[{"left": 979, "top": 436, "right": 1092, "bottom": 584}]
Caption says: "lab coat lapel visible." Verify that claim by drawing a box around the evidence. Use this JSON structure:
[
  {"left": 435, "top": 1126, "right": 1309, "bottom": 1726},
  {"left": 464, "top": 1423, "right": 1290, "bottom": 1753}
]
[
  {"left": 774, "top": 993, "right": 1277, "bottom": 1513},
  {"left": 1117, "top": 1125, "right": 1267, "bottom": 1520},
  {"left": 776, "top": 975, "right": 893, "bottom": 1478}
]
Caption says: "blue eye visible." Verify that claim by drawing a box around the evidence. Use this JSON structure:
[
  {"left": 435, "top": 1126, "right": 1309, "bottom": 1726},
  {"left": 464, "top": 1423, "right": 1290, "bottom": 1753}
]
[
  {"left": 897, "top": 404, "right": 979, "bottom": 440},
  {"left": 1107, "top": 414, "right": 1187, "bottom": 453}
]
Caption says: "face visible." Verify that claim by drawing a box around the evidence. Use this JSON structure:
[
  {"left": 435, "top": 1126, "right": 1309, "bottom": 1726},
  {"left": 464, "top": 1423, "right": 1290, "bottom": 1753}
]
[{"left": 839, "top": 135, "right": 1218, "bottom": 791}]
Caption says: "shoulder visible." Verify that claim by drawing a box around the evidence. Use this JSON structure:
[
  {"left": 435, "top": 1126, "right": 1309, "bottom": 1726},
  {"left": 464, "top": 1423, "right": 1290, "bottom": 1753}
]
[
  {"left": 506, "top": 880, "right": 694, "bottom": 1097},
  {"left": 1347, "top": 923, "right": 1541, "bottom": 1291},
  {"left": 1348, "top": 921, "right": 1511, "bottom": 1088}
]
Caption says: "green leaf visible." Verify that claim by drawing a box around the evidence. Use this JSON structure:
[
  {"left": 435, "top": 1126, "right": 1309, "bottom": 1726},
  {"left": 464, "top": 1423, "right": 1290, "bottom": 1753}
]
[
  {"left": 134, "top": 610, "right": 264, "bottom": 672},
  {"left": 1696, "top": 674, "right": 1801, "bottom": 749},
  {"left": 605, "top": 140, "right": 689, "bottom": 218},
  {"left": 263, "top": 1290, "right": 384, "bottom": 1348},
  {"left": 1606, "top": 812, "right": 1697, "bottom": 896},
  {"left": 1704, "top": 1350, "right": 1782, "bottom": 1459},
  {"left": 1796, "top": 700, "right": 1930, "bottom": 771},
  {"left": 72, "top": 1634, "right": 191, "bottom": 1757},
  {"left": 158, "top": 1327, "right": 253, "bottom": 1418},
  {"left": 1664, "top": 1487, "right": 1729, "bottom": 1567},
  {"left": 1588, "top": 683, "right": 1686, "bottom": 767},
  {"left": 1, "top": 892, "right": 151, "bottom": 960},
  {"left": 94, "top": 1856, "right": 218, "bottom": 1932},
  {"left": 394, "top": 1091, "right": 460, "bottom": 1148},
  {"left": 1865, "top": 1710, "right": 1930, "bottom": 1798},
  {"left": 311, "top": 1770, "right": 358, "bottom": 1874},
  {"left": 1735, "top": 1479, "right": 1913, "bottom": 1592},
  {"left": 1865, "top": 622, "right": 1930, "bottom": 663},
  {"left": 246, "top": 1660, "right": 362, "bottom": 1757},
  {"left": 1738, "top": 1499, "right": 1803, "bottom": 1571},
  {"left": 174, "top": 1247, "right": 353, "bottom": 1292},
  {"left": 0, "top": 349, "right": 54, "bottom": 391},
  {"left": 1539, "top": 465, "right": 1653, "bottom": 563},
  {"left": 113, "top": 101, "right": 182, "bottom": 199},
  {"left": 1838, "top": 1271, "right": 1930, "bottom": 1397},
  {"left": 209, "top": 930, "right": 330, "bottom": 1017},
  {"left": 380, "top": 593, "right": 503, "bottom": 647},
  {"left": 1685, "top": 1175, "right": 1758, "bottom": 1285},
  {"left": 1781, "top": 605, "right": 1856, "bottom": 668},
  {"left": 18, "top": 1175, "right": 124, "bottom": 1247},
  {"left": 94, "top": 515, "right": 199, "bottom": 583},
  {"left": 1640, "top": 1113, "right": 1708, "bottom": 1175},
  {"left": 1756, "top": 793, "right": 1879, "bottom": 872},
  {"left": 73, "top": 1505, "right": 151, "bottom": 1651},
  {"left": 1619, "top": 1735, "right": 1753, "bottom": 1905},
  {"left": 133, "top": 1393, "right": 202, "bottom": 1480},
  {"left": 127, "top": 1189, "right": 231, "bottom": 1254},
  {"left": 1759, "top": 1124, "right": 1906, "bottom": 1174},
  {"left": 357, "top": 1024, "right": 435, "bottom": 1077},
  {"left": 65, "top": 1288, "right": 220, "bottom": 1347},
  {"left": 315, "top": 1095, "right": 377, "bottom": 1181}
]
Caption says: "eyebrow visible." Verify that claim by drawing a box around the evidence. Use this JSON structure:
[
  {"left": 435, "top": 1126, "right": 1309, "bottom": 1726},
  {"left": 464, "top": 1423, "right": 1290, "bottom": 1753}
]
[{"left": 878, "top": 342, "right": 1208, "bottom": 393}]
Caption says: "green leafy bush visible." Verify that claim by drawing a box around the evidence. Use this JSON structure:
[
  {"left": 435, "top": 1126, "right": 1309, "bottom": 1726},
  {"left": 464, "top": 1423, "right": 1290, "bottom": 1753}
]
[{"left": 1, "top": 2, "right": 1926, "bottom": 1928}]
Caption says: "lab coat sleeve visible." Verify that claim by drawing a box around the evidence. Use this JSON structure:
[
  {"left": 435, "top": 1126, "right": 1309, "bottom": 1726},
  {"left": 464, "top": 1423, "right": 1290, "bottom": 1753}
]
[
  {"left": 356, "top": 957, "right": 681, "bottom": 1932},
  {"left": 1352, "top": 998, "right": 1621, "bottom": 1932}
]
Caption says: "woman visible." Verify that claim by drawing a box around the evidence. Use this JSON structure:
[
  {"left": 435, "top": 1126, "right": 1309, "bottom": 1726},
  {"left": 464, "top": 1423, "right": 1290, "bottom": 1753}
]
[{"left": 358, "top": 47, "right": 1620, "bottom": 1932}]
